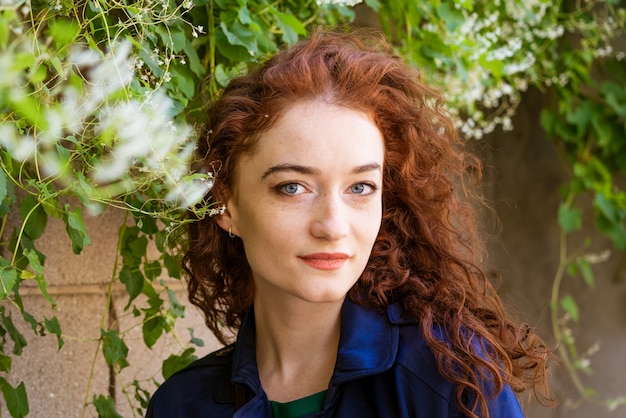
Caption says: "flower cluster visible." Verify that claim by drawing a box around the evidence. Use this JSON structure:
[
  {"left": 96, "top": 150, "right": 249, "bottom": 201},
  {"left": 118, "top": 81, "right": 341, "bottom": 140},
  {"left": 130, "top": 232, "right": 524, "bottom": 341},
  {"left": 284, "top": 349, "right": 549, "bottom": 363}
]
[
  {"left": 0, "top": 13, "right": 212, "bottom": 213},
  {"left": 419, "top": 0, "right": 625, "bottom": 139}
]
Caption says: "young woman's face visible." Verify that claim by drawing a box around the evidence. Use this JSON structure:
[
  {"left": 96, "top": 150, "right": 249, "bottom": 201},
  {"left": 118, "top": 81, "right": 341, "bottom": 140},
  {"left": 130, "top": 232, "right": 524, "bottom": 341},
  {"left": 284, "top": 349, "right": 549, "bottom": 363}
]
[{"left": 221, "top": 101, "right": 384, "bottom": 306}]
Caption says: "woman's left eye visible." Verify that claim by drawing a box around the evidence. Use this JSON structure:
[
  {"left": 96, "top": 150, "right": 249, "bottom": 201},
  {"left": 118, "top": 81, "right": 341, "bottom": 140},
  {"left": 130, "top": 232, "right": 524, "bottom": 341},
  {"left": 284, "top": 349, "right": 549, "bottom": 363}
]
[{"left": 349, "top": 183, "right": 375, "bottom": 194}]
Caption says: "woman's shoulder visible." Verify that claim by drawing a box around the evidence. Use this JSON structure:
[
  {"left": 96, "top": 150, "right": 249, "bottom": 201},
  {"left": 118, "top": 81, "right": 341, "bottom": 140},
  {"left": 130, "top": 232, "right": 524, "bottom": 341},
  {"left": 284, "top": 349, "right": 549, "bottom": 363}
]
[
  {"left": 386, "top": 304, "right": 525, "bottom": 417},
  {"left": 145, "top": 345, "right": 236, "bottom": 417}
]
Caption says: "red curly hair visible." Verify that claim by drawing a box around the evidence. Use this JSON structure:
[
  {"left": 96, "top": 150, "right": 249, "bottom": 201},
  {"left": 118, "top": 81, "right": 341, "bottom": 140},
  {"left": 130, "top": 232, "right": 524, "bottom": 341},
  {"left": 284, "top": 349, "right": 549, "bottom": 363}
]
[{"left": 185, "top": 29, "right": 551, "bottom": 417}]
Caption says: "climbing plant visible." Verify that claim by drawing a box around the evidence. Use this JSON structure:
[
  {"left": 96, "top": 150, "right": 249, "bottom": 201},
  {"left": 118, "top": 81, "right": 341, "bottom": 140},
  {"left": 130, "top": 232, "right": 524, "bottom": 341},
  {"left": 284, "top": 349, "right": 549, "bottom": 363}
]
[{"left": 0, "top": 0, "right": 624, "bottom": 416}]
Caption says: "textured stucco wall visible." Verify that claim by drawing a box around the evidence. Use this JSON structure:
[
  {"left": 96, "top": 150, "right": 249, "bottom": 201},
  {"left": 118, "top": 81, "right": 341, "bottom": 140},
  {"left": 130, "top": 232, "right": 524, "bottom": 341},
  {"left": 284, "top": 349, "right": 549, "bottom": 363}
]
[{"left": 482, "top": 88, "right": 626, "bottom": 417}]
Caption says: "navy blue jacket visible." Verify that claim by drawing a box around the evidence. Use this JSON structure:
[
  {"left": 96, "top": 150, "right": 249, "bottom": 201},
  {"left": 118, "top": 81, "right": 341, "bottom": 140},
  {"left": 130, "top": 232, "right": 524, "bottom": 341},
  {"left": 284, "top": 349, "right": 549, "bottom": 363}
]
[{"left": 146, "top": 298, "right": 524, "bottom": 417}]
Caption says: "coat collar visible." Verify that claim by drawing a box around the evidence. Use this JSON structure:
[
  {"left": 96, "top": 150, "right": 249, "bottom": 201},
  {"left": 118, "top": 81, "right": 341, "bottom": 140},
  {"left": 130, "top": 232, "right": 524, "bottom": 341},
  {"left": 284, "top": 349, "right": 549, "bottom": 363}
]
[{"left": 230, "top": 297, "right": 399, "bottom": 392}]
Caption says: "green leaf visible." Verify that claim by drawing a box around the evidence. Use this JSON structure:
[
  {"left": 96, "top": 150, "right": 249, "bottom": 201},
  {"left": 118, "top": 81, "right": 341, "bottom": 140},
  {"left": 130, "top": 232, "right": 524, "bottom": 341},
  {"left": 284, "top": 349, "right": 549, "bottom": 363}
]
[
  {"left": 63, "top": 205, "right": 91, "bottom": 254},
  {"left": 182, "top": 42, "right": 205, "bottom": 77},
  {"left": 364, "top": 0, "right": 381, "bottom": 11},
  {"left": 601, "top": 81, "right": 626, "bottom": 116},
  {"left": 0, "top": 264, "right": 17, "bottom": 300},
  {"left": 560, "top": 295, "right": 579, "bottom": 323},
  {"left": 101, "top": 329, "right": 129, "bottom": 370},
  {"left": 18, "top": 195, "right": 47, "bottom": 240},
  {"left": 0, "top": 378, "right": 29, "bottom": 418},
  {"left": 577, "top": 258, "right": 595, "bottom": 287},
  {"left": 0, "top": 168, "right": 7, "bottom": 203},
  {"left": 270, "top": 8, "right": 306, "bottom": 45},
  {"left": 558, "top": 203, "right": 582, "bottom": 232},
  {"left": 119, "top": 266, "right": 144, "bottom": 306},
  {"left": 162, "top": 347, "right": 197, "bottom": 379},
  {"left": 10, "top": 95, "right": 48, "bottom": 129},
  {"left": 189, "top": 327, "right": 205, "bottom": 347},
  {"left": 143, "top": 260, "right": 162, "bottom": 281},
  {"left": 44, "top": 316, "right": 64, "bottom": 350},
  {"left": 566, "top": 261, "right": 578, "bottom": 278},
  {"left": 437, "top": 3, "right": 464, "bottom": 32},
  {"left": 163, "top": 252, "right": 182, "bottom": 279},
  {"left": 220, "top": 20, "right": 253, "bottom": 51},
  {"left": 0, "top": 354, "right": 12, "bottom": 372},
  {"left": 167, "top": 289, "right": 185, "bottom": 318},
  {"left": 1, "top": 307, "right": 27, "bottom": 355},
  {"left": 142, "top": 315, "right": 166, "bottom": 348},
  {"left": 0, "top": 11, "right": 15, "bottom": 47},
  {"left": 24, "top": 248, "right": 55, "bottom": 308},
  {"left": 129, "top": 235, "right": 148, "bottom": 260},
  {"left": 92, "top": 394, "right": 123, "bottom": 418},
  {"left": 48, "top": 18, "right": 80, "bottom": 50},
  {"left": 594, "top": 193, "right": 621, "bottom": 224}
]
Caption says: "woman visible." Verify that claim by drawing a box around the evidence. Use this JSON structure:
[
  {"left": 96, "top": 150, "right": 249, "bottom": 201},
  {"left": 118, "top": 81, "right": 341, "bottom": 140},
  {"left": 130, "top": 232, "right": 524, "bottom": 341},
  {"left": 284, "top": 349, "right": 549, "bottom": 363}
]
[{"left": 146, "top": 29, "right": 551, "bottom": 417}]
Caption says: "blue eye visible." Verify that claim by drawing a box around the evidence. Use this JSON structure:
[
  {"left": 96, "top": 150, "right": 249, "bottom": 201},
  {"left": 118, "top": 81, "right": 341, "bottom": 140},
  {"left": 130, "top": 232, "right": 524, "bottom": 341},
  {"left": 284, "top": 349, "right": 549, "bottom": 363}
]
[
  {"left": 280, "top": 183, "right": 305, "bottom": 195},
  {"left": 350, "top": 183, "right": 374, "bottom": 194}
]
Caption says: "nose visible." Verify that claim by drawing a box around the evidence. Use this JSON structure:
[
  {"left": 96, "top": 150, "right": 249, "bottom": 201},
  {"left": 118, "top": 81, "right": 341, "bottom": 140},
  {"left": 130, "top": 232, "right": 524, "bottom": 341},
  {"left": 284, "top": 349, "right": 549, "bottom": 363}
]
[{"left": 310, "top": 192, "right": 350, "bottom": 241}]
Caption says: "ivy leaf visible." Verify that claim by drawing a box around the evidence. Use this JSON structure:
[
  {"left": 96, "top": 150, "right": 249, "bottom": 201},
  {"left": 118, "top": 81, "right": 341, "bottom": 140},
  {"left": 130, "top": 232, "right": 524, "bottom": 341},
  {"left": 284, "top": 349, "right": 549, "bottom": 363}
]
[
  {"left": 143, "top": 261, "right": 162, "bottom": 281},
  {"left": 0, "top": 168, "right": 7, "bottom": 204},
  {"left": 364, "top": 0, "right": 381, "bottom": 11},
  {"left": 101, "top": 329, "right": 129, "bottom": 370},
  {"left": 162, "top": 347, "right": 197, "bottom": 380},
  {"left": 119, "top": 266, "right": 144, "bottom": 307},
  {"left": 594, "top": 193, "right": 626, "bottom": 249},
  {"left": 48, "top": 18, "right": 80, "bottom": 50},
  {"left": 23, "top": 248, "right": 55, "bottom": 308},
  {"left": 163, "top": 252, "right": 182, "bottom": 279},
  {"left": 182, "top": 41, "right": 205, "bottom": 77},
  {"left": 577, "top": 258, "right": 595, "bottom": 288},
  {"left": 167, "top": 289, "right": 185, "bottom": 318},
  {"left": 189, "top": 327, "right": 205, "bottom": 347},
  {"left": 0, "top": 307, "right": 27, "bottom": 355},
  {"left": 270, "top": 8, "right": 306, "bottom": 45},
  {"left": 44, "top": 316, "right": 64, "bottom": 350},
  {"left": 437, "top": 3, "right": 464, "bottom": 32},
  {"left": 63, "top": 205, "right": 91, "bottom": 254},
  {"left": 560, "top": 295, "right": 579, "bottom": 323},
  {"left": 558, "top": 203, "right": 582, "bottom": 232},
  {"left": 92, "top": 394, "right": 123, "bottom": 418},
  {"left": 219, "top": 21, "right": 258, "bottom": 56},
  {"left": 0, "top": 10, "right": 12, "bottom": 47},
  {"left": 0, "top": 263, "right": 17, "bottom": 301},
  {"left": 18, "top": 195, "right": 47, "bottom": 240},
  {"left": 0, "top": 378, "right": 29, "bottom": 418},
  {"left": 0, "top": 354, "right": 12, "bottom": 372},
  {"left": 600, "top": 81, "right": 626, "bottom": 116},
  {"left": 142, "top": 315, "right": 166, "bottom": 349}
]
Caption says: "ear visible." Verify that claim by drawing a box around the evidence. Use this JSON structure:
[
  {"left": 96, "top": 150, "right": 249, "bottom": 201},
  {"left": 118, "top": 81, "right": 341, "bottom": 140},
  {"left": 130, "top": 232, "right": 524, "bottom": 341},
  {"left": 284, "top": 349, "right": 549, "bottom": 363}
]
[{"left": 215, "top": 198, "right": 239, "bottom": 237}]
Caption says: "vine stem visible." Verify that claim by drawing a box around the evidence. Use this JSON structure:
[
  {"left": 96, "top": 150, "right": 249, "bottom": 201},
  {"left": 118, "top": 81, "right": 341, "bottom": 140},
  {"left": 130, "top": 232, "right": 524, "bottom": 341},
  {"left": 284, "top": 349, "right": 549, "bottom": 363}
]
[
  {"left": 81, "top": 210, "right": 129, "bottom": 418},
  {"left": 550, "top": 191, "right": 589, "bottom": 401}
]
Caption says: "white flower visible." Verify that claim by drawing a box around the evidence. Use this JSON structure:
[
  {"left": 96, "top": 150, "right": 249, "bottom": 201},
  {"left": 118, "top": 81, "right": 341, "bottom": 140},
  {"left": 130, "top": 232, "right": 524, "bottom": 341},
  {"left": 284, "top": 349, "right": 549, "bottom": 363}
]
[
  {"left": 165, "top": 174, "right": 213, "bottom": 208},
  {"left": 0, "top": 125, "right": 36, "bottom": 161}
]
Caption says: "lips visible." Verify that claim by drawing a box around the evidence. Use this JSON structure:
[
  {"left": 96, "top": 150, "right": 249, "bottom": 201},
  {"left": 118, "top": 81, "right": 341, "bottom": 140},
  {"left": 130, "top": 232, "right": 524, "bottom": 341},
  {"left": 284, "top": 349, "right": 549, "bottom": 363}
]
[{"left": 299, "top": 253, "right": 349, "bottom": 271}]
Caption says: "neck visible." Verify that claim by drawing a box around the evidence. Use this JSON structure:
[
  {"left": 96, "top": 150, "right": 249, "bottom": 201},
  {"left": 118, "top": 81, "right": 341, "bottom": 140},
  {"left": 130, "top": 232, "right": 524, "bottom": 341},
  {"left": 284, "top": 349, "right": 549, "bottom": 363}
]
[{"left": 253, "top": 295, "right": 344, "bottom": 402}]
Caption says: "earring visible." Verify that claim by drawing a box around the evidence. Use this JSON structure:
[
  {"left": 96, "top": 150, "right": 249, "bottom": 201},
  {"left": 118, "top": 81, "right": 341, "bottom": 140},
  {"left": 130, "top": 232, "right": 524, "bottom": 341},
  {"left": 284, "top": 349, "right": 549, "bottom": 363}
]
[{"left": 228, "top": 227, "right": 235, "bottom": 238}]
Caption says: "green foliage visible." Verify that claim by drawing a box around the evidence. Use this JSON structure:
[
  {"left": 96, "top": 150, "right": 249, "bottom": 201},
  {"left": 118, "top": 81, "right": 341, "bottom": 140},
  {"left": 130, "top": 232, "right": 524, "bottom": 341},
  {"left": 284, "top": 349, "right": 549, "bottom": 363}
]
[
  {"left": 0, "top": 378, "right": 28, "bottom": 418},
  {"left": 0, "top": 0, "right": 624, "bottom": 416}
]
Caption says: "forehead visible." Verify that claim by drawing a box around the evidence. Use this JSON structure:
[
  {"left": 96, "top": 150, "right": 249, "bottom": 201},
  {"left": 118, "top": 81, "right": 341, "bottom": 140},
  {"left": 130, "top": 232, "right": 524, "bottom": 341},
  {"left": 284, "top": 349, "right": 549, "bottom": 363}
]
[{"left": 238, "top": 101, "right": 384, "bottom": 172}]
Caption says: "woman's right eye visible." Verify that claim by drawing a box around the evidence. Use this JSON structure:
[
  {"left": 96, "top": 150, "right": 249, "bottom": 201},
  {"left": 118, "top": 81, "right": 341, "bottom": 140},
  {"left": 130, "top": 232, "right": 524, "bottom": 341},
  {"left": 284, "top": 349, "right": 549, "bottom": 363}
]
[{"left": 277, "top": 183, "right": 306, "bottom": 195}]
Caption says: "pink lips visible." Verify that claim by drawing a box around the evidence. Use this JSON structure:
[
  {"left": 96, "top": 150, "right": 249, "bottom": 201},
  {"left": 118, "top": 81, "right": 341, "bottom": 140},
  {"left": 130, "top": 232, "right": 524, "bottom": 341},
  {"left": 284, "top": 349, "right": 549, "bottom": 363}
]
[{"left": 299, "top": 253, "right": 349, "bottom": 271}]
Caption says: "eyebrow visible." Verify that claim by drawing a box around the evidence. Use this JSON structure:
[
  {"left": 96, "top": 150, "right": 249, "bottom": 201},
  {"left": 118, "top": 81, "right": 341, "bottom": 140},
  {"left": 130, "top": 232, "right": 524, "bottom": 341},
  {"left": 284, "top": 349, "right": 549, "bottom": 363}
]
[{"left": 261, "top": 162, "right": 382, "bottom": 180}]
